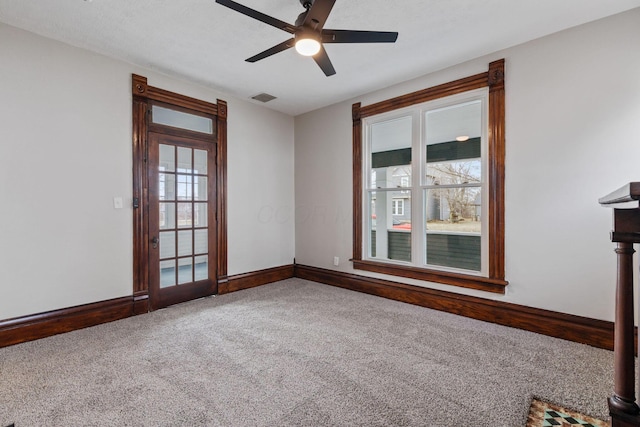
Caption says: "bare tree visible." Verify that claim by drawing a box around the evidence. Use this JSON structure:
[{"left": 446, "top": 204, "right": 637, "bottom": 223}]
[{"left": 428, "top": 161, "right": 479, "bottom": 222}]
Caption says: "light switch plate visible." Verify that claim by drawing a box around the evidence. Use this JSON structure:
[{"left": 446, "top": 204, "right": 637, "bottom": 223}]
[{"left": 113, "top": 197, "right": 123, "bottom": 209}]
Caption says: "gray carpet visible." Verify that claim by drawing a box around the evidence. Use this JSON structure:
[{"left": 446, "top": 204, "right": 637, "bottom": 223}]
[{"left": 0, "top": 278, "right": 614, "bottom": 426}]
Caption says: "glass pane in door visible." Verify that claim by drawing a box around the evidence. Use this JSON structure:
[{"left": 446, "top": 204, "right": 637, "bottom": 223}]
[
  {"left": 160, "top": 260, "right": 176, "bottom": 288},
  {"left": 156, "top": 143, "right": 210, "bottom": 289},
  {"left": 194, "top": 203, "right": 208, "bottom": 227},
  {"left": 194, "top": 149, "right": 208, "bottom": 174},
  {"left": 159, "top": 145, "right": 175, "bottom": 172},
  {"left": 194, "top": 255, "right": 208, "bottom": 281},
  {"left": 178, "top": 257, "right": 193, "bottom": 284}
]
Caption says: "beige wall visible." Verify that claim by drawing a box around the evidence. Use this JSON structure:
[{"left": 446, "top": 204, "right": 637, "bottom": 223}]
[
  {"left": 294, "top": 9, "right": 640, "bottom": 322},
  {"left": 0, "top": 23, "right": 295, "bottom": 320}
]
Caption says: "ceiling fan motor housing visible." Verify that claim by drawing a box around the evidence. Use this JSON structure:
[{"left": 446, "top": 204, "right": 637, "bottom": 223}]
[{"left": 295, "top": 27, "right": 320, "bottom": 42}]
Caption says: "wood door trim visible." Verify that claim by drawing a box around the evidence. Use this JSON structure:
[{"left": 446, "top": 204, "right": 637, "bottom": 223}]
[
  {"left": 132, "top": 74, "right": 227, "bottom": 312},
  {"left": 133, "top": 75, "right": 219, "bottom": 116}
]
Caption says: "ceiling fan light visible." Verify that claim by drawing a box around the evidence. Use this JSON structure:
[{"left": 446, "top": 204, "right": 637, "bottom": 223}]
[{"left": 295, "top": 38, "right": 321, "bottom": 56}]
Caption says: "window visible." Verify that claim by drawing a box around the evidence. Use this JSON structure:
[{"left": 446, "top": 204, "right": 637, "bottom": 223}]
[
  {"left": 352, "top": 60, "right": 507, "bottom": 294},
  {"left": 392, "top": 199, "right": 404, "bottom": 216}
]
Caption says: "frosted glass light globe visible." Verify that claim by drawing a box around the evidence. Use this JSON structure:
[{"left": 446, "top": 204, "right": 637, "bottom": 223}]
[{"left": 295, "top": 38, "right": 321, "bottom": 56}]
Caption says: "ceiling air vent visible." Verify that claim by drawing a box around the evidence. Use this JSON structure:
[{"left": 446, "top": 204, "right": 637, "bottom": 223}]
[{"left": 251, "top": 93, "right": 277, "bottom": 103}]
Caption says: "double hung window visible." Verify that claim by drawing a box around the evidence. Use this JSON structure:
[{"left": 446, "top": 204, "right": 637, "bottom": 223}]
[
  {"left": 352, "top": 60, "right": 507, "bottom": 293},
  {"left": 365, "top": 93, "right": 486, "bottom": 272}
]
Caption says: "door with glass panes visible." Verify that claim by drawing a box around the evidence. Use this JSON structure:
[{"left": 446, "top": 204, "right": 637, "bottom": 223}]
[{"left": 148, "top": 132, "right": 217, "bottom": 309}]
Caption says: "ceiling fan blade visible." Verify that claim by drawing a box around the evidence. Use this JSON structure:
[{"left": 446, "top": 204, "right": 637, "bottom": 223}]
[
  {"left": 313, "top": 46, "right": 336, "bottom": 76},
  {"left": 246, "top": 39, "right": 295, "bottom": 62},
  {"left": 303, "top": 0, "right": 336, "bottom": 30},
  {"left": 322, "top": 29, "right": 398, "bottom": 43},
  {"left": 216, "top": 0, "right": 296, "bottom": 33}
]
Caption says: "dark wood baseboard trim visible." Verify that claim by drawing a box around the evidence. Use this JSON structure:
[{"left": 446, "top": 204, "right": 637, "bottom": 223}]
[
  {"left": 0, "top": 263, "right": 620, "bottom": 352},
  {"left": 220, "top": 264, "right": 295, "bottom": 294},
  {"left": 133, "top": 291, "right": 149, "bottom": 315},
  {"left": 0, "top": 264, "right": 294, "bottom": 348},
  {"left": 294, "top": 264, "right": 616, "bottom": 351},
  {"left": 0, "top": 296, "right": 134, "bottom": 348}
]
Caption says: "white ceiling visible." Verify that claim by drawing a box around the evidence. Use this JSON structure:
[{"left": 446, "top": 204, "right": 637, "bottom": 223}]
[{"left": 1, "top": 0, "right": 639, "bottom": 116}]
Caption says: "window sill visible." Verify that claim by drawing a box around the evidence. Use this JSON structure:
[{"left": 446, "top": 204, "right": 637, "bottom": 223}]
[{"left": 352, "top": 259, "right": 508, "bottom": 294}]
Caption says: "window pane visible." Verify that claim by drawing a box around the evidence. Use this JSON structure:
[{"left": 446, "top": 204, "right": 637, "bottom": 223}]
[
  {"left": 194, "top": 176, "right": 208, "bottom": 201},
  {"left": 160, "top": 202, "right": 175, "bottom": 230},
  {"left": 159, "top": 144, "right": 175, "bottom": 172},
  {"left": 152, "top": 105, "right": 213, "bottom": 134},
  {"left": 194, "top": 229, "right": 208, "bottom": 254},
  {"left": 177, "top": 203, "right": 192, "bottom": 228},
  {"left": 178, "top": 230, "right": 193, "bottom": 257},
  {"left": 159, "top": 231, "right": 175, "bottom": 259},
  {"left": 160, "top": 260, "right": 176, "bottom": 288},
  {"left": 426, "top": 159, "right": 481, "bottom": 186},
  {"left": 426, "top": 234, "right": 481, "bottom": 271},
  {"left": 194, "top": 149, "right": 207, "bottom": 174},
  {"left": 177, "top": 147, "right": 192, "bottom": 173},
  {"left": 425, "top": 100, "right": 482, "bottom": 185},
  {"left": 178, "top": 257, "right": 193, "bottom": 284},
  {"left": 370, "top": 116, "right": 412, "bottom": 189},
  {"left": 159, "top": 174, "right": 175, "bottom": 201},
  {"left": 425, "top": 100, "right": 481, "bottom": 150},
  {"left": 194, "top": 203, "right": 208, "bottom": 227},
  {"left": 368, "top": 190, "right": 411, "bottom": 262},
  {"left": 425, "top": 187, "right": 481, "bottom": 271},
  {"left": 425, "top": 187, "right": 481, "bottom": 233},
  {"left": 177, "top": 174, "right": 192, "bottom": 201},
  {"left": 194, "top": 255, "right": 208, "bottom": 281}
]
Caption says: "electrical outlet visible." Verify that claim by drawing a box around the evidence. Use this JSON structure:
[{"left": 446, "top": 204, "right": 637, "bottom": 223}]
[{"left": 333, "top": 256, "right": 339, "bottom": 266}]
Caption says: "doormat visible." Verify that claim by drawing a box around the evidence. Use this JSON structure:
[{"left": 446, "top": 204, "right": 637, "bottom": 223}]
[{"left": 526, "top": 398, "right": 610, "bottom": 426}]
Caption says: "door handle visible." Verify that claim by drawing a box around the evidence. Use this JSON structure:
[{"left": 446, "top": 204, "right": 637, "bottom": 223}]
[{"left": 151, "top": 236, "right": 159, "bottom": 249}]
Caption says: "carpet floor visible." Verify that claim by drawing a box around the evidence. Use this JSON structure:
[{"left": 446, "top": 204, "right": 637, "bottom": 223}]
[{"left": 0, "top": 278, "right": 615, "bottom": 426}]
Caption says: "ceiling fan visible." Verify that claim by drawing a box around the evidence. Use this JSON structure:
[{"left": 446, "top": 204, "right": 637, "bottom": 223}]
[{"left": 215, "top": 0, "right": 399, "bottom": 76}]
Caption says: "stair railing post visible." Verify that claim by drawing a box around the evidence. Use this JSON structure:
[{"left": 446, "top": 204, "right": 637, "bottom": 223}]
[
  {"left": 608, "top": 240, "right": 638, "bottom": 416},
  {"left": 599, "top": 183, "right": 640, "bottom": 426}
]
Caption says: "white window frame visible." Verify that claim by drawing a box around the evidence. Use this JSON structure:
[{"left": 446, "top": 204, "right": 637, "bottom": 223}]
[
  {"left": 392, "top": 199, "right": 404, "bottom": 216},
  {"left": 363, "top": 89, "right": 489, "bottom": 276}
]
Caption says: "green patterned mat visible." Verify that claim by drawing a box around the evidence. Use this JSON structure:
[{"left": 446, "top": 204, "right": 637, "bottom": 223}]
[{"left": 526, "top": 398, "right": 609, "bottom": 426}]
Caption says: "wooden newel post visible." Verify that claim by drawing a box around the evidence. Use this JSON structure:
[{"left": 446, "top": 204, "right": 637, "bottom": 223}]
[
  {"left": 599, "top": 183, "right": 640, "bottom": 427},
  {"left": 610, "top": 242, "right": 637, "bottom": 413}
]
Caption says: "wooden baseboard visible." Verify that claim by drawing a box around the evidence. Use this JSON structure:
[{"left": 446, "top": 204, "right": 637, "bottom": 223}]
[
  {"left": 0, "top": 296, "right": 134, "bottom": 348},
  {"left": 220, "top": 264, "right": 294, "bottom": 294},
  {"left": 0, "top": 264, "right": 295, "bottom": 348},
  {"left": 0, "top": 263, "right": 619, "bottom": 352},
  {"left": 294, "top": 264, "right": 616, "bottom": 351}
]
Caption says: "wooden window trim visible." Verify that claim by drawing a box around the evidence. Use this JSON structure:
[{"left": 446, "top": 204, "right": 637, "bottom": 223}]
[
  {"left": 132, "top": 74, "right": 228, "bottom": 310},
  {"left": 352, "top": 60, "right": 507, "bottom": 294}
]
